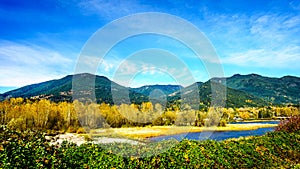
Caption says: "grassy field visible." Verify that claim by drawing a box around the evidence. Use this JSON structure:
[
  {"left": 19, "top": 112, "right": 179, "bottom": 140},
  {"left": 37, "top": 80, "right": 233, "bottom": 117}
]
[{"left": 88, "top": 123, "right": 278, "bottom": 139}]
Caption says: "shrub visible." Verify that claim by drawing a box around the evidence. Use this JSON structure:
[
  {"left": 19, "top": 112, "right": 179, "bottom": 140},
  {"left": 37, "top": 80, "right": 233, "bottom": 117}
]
[
  {"left": 275, "top": 115, "right": 300, "bottom": 132},
  {"left": 66, "top": 126, "right": 78, "bottom": 133},
  {"left": 218, "top": 119, "right": 227, "bottom": 127},
  {"left": 0, "top": 126, "right": 55, "bottom": 168},
  {"left": 7, "top": 118, "right": 26, "bottom": 131},
  {"left": 1, "top": 126, "right": 300, "bottom": 168},
  {"left": 76, "top": 127, "right": 86, "bottom": 134}
]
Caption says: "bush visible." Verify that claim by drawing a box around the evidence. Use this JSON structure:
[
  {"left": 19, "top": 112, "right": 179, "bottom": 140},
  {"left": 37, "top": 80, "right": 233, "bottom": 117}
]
[
  {"left": 0, "top": 126, "right": 55, "bottom": 168},
  {"left": 218, "top": 119, "right": 227, "bottom": 127},
  {"left": 7, "top": 118, "right": 27, "bottom": 131},
  {"left": 76, "top": 127, "right": 86, "bottom": 134},
  {"left": 1, "top": 126, "right": 300, "bottom": 168},
  {"left": 66, "top": 126, "right": 78, "bottom": 133},
  {"left": 275, "top": 115, "right": 300, "bottom": 132}
]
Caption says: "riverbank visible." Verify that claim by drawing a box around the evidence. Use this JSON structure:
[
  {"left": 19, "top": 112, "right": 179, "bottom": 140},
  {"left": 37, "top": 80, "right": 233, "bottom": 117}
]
[
  {"left": 241, "top": 119, "right": 281, "bottom": 122},
  {"left": 48, "top": 123, "right": 278, "bottom": 145},
  {"left": 47, "top": 133, "right": 142, "bottom": 146},
  {"left": 89, "top": 123, "right": 278, "bottom": 139}
]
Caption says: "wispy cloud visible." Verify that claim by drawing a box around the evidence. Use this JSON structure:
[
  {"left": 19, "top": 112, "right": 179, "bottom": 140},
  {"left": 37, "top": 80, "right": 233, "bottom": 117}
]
[
  {"left": 117, "top": 60, "right": 138, "bottom": 75},
  {"left": 289, "top": 0, "right": 300, "bottom": 11},
  {"left": 78, "top": 0, "right": 152, "bottom": 20},
  {"left": 0, "top": 41, "right": 75, "bottom": 86},
  {"left": 249, "top": 13, "right": 300, "bottom": 46},
  {"left": 198, "top": 10, "right": 300, "bottom": 70},
  {"left": 222, "top": 45, "right": 300, "bottom": 68},
  {"left": 0, "top": 41, "right": 73, "bottom": 65}
]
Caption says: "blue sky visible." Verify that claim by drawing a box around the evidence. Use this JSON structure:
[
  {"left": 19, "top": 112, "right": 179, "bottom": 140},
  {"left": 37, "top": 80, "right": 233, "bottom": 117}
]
[{"left": 0, "top": 0, "right": 300, "bottom": 92}]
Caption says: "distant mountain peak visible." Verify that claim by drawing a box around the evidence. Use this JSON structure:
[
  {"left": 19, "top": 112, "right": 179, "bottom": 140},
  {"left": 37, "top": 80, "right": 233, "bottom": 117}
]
[
  {"left": 73, "top": 72, "right": 94, "bottom": 76},
  {"left": 226, "top": 73, "right": 300, "bottom": 104},
  {"left": 249, "top": 73, "right": 261, "bottom": 76},
  {"left": 232, "top": 73, "right": 241, "bottom": 77},
  {"left": 0, "top": 73, "right": 299, "bottom": 106},
  {"left": 231, "top": 73, "right": 262, "bottom": 78}
]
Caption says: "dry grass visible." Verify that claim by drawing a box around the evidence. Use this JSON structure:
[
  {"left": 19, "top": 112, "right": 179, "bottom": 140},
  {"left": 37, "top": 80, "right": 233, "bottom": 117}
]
[{"left": 87, "top": 123, "right": 278, "bottom": 139}]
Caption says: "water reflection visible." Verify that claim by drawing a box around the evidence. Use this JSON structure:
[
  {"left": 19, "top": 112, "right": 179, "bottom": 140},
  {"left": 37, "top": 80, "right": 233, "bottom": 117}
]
[{"left": 149, "top": 121, "right": 280, "bottom": 142}]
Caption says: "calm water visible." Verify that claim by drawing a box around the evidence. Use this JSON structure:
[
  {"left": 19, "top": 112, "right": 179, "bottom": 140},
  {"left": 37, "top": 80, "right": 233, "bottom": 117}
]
[
  {"left": 149, "top": 121, "right": 280, "bottom": 142},
  {"left": 230, "top": 121, "right": 280, "bottom": 124}
]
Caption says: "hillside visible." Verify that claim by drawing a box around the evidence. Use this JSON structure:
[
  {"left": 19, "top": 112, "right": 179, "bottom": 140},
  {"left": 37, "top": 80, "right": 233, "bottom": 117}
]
[
  {"left": 216, "top": 74, "right": 300, "bottom": 104},
  {"left": 0, "top": 75, "right": 73, "bottom": 101},
  {"left": 1, "top": 73, "right": 299, "bottom": 107},
  {"left": 132, "top": 84, "right": 183, "bottom": 96},
  {"left": 0, "top": 73, "right": 149, "bottom": 104},
  {"left": 168, "top": 80, "right": 269, "bottom": 108}
]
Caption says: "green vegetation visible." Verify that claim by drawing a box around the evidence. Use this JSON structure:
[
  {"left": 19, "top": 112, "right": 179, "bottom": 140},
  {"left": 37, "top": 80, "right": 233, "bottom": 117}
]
[
  {"left": 1, "top": 98, "right": 298, "bottom": 132},
  {"left": 1, "top": 125, "right": 299, "bottom": 168},
  {"left": 276, "top": 115, "right": 300, "bottom": 133},
  {"left": 0, "top": 73, "right": 148, "bottom": 104},
  {"left": 224, "top": 73, "right": 300, "bottom": 104},
  {"left": 171, "top": 80, "right": 270, "bottom": 108},
  {"left": 1, "top": 73, "right": 300, "bottom": 106},
  {"left": 132, "top": 84, "right": 183, "bottom": 96}
]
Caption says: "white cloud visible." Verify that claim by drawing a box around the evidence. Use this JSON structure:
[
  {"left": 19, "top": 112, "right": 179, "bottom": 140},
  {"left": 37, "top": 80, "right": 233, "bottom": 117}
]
[
  {"left": 283, "top": 16, "right": 300, "bottom": 28},
  {"left": 117, "top": 60, "right": 138, "bottom": 75},
  {"left": 249, "top": 14, "right": 300, "bottom": 45},
  {"left": 0, "top": 41, "right": 73, "bottom": 65},
  {"left": 0, "top": 41, "right": 75, "bottom": 86},
  {"left": 78, "top": 0, "right": 151, "bottom": 20},
  {"left": 222, "top": 45, "right": 300, "bottom": 68},
  {"left": 101, "top": 59, "right": 115, "bottom": 72},
  {"left": 199, "top": 11, "right": 300, "bottom": 51},
  {"left": 0, "top": 66, "right": 64, "bottom": 87},
  {"left": 197, "top": 11, "right": 300, "bottom": 70},
  {"left": 214, "top": 12, "right": 300, "bottom": 69}
]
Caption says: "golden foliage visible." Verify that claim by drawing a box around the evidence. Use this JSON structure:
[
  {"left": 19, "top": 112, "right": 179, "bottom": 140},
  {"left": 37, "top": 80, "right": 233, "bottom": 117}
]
[{"left": 0, "top": 98, "right": 299, "bottom": 131}]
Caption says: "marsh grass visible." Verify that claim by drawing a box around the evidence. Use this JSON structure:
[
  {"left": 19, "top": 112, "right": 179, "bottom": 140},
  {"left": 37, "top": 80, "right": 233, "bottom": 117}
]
[{"left": 87, "top": 123, "right": 278, "bottom": 139}]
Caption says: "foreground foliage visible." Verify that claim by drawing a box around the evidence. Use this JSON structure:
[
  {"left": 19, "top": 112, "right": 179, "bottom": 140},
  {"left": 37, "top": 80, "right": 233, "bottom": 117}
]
[
  {"left": 276, "top": 115, "right": 300, "bottom": 133},
  {"left": 1, "top": 126, "right": 299, "bottom": 168}
]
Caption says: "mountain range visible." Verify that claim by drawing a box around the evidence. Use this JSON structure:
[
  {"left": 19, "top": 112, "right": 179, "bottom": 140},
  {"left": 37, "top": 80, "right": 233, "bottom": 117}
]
[{"left": 0, "top": 73, "right": 299, "bottom": 107}]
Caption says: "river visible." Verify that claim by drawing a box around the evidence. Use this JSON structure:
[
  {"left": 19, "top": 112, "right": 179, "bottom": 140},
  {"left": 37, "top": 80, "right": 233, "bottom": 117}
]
[{"left": 149, "top": 121, "right": 280, "bottom": 142}]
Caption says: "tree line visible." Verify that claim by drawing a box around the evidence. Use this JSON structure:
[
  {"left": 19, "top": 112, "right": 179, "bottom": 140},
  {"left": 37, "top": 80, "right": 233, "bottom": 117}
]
[{"left": 0, "top": 98, "right": 299, "bottom": 132}]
